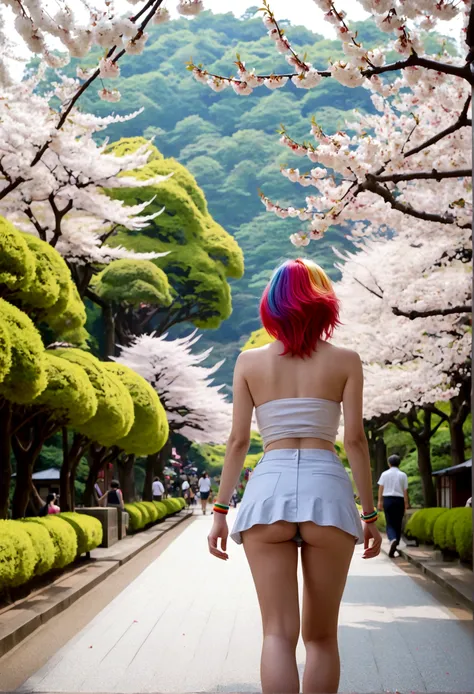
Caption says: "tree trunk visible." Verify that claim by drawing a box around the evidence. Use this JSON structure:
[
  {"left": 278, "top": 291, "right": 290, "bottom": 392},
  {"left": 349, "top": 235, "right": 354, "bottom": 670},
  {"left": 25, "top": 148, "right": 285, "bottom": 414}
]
[
  {"left": 118, "top": 454, "right": 136, "bottom": 503},
  {"left": 103, "top": 303, "right": 115, "bottom": 360},
  {"left": 375, "top": 435, "right": 387, "bottom": 482},
  {"left": 449, "top": 416, "right": 466, "bottom": 467},
  {"left": 143, "top": 452, "right": 158, "bottom": 501},
  {"left": 448, "top": 385, "right": 470, "bottom": 467},
  {"left": 415, "top": 438, "right": 437, "bottom": 507},
  {"left": 61, "top": 433, "right": 87, "bottom": 512},
  {"left": 0, "top": 400, "right": 12, "bottom": 519},
  {"left": 83, "top": 445, "right": 107, "bottom": 507}
]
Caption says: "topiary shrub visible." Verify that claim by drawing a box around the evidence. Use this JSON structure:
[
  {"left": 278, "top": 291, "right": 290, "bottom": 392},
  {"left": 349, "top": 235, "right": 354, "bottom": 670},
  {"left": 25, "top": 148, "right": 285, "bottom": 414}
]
[
  {"left": 405, "top": 508, "right": 449, "bottom": 544},
  {"left": 153, "top": 501, "right": 168, "bottom": 519},
  {"left": 177, "top": 497, "right": 186, "bottom": 510},
  {"left": 452, "top": 509, "right": 472, "bottom": 561},
  {"left": 433, "top": 511, "right": 451, "bottom": 550},
  {"left": 60, "top": 513, "right": 103, "bottom": 556},
  {"left": 135, "top": 502, "right": 154, "bottom": 525},
  {"left": 376, "top": 510, "right": 386, "bottom": 533},
  {"left": 26, "top": 517, "right": 77, "bottom": 569},
  {"left": 21, "top": 520, "right": 55, "bottom": 576},
  {"left": 139, "top": 502, "right": 159, "bottom": 524},
  {"left": 124, "top": 503, "right": 146, "bottom": 532},
  {"left": 0, "top": 520, "right": 36, "bottom": 589},
  {"left": 445, "top": 507, "right": 469, "bottom": 550},
  {"left": 162, "top": 498, "right": 182, "bottom": 515}
]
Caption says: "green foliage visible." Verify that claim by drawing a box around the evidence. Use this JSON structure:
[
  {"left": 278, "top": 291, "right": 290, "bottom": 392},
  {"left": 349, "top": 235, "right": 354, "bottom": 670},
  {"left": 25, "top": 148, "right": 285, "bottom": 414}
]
[
  {"left": 103, "top": 362, "right": 169, "bottom": 455},
  {"left": 135, "top": 501, "right": 154, "bottom": 525},
  {"left": 0, "top": 520, "right": 35, "bottom": 589},
  {"left": 26, "top": 516, "right": 77, "bottom": 569},
  {"left": 407, "top": 508, "right": 473, "bottom": 561},
  {"left": 0, "top": 299, "right": 47, "bottom": 404},
  {"left": 139, "top": 501, "right": 159, "bottom": 524},
  {"left": 53, "top": 348, "right": 134, "bottom": 446},
  {"left": 16, "top": 233, "right": 72, "bottom": 319},
  {"left": 59, "top": 512, "right": 103, "bottom": 555},
  {"left": 35, "top": 352, "right": 98, "bottom": 427},
  {"left": 21, "top": 520, "right": 56, "bottom": 576},
  {"left": 0, "top": 314, "right": 12, "bottom": 384},
  {"left": 405, "top": 508, "right": 449, "bottom": 543},
  {"left": 162, "top": 498, "right": 182, "bottom": 515},
  {"left": 106, "top": 138, "right": 244, "bottom": 332},
  {"left": 242, "top": 327, "right": 273, "bottom": 351},
  {"left": 153, "top": 501, "right": 168, "bottom": 519},
  {"left": 124, "top": 503, "right": 146, "bottom": 532},
  {"left": 0, "top": 217, "right": 36, "bottom": 293},
  {"left": 48, "top": 283, "right": 88, "bottom": 345},
  {"left": 93, "top": 259, "right": 172, "bottom": 307}
]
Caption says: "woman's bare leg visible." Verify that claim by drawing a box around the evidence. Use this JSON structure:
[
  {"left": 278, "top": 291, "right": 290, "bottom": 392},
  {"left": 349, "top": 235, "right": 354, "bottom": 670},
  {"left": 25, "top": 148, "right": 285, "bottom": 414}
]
[
  {"left": 243, "top": 521, "right": 300, "bottom": 694},
  {"left": 299, "top": 523, "right": 355, "bottom": 694}
]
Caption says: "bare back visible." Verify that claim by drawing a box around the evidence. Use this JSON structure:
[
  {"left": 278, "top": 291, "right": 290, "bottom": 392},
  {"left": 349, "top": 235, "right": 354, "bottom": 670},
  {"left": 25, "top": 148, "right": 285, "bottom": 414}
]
[{"left": 239, "top": 339, "right": 361, "bottom": 451}]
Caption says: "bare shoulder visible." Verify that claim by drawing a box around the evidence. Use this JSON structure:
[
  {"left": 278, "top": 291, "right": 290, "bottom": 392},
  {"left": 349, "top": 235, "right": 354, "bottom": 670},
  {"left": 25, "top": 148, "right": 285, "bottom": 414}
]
[
  {"left": 236, "top": 344, "right": 272, "bottom": 369},
  {"left": 325, "top": 342, "right": 362, "bottom": 367}
]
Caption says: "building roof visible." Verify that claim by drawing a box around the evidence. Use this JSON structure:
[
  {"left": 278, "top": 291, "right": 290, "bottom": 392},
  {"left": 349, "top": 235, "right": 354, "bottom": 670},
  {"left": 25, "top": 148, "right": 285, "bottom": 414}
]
[
  {"left": 432, "top": 459, "right": 472, "bottom": 477},
  {"left": 32, "top": 468, "right": 61, "bottom": 481}
]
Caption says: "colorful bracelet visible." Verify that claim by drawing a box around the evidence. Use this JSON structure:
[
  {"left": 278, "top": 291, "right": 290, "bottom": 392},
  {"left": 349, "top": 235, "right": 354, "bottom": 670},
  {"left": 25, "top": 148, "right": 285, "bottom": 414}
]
[
  {"left": 360, "top": 510, "right": 378, "bottom": 523},
  {"left": 213, "top": 503, "right": 229, "bottom": 515}
]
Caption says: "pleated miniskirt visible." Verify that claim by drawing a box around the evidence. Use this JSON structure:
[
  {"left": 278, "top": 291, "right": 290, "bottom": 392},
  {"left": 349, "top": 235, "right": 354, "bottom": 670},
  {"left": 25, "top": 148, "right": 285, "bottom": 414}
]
[{"left": 230, "top": 449, "right": 364, "bottom": 545}]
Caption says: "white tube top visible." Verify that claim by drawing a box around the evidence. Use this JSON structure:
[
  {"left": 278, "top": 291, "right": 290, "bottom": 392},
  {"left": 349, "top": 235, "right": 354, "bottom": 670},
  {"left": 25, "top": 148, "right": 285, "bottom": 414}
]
[{"left": 255, "top": 397, "right": 341, "bottom": 448}]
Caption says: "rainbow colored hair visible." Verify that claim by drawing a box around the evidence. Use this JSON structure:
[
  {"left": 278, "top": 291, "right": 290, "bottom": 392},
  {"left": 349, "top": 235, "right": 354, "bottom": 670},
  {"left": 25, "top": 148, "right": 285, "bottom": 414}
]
[{"left": 259, "top": 258, "right": 340, "bottom": 357}]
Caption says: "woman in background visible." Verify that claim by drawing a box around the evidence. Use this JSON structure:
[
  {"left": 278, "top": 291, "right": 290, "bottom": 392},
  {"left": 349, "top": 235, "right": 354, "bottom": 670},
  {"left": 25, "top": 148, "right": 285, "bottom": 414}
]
[{"left": 208, "top": 258, "right": 381, "bottom": 694}]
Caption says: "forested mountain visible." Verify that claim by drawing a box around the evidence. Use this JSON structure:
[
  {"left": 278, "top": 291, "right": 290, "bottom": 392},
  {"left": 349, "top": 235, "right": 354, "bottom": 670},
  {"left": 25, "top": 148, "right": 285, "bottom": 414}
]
[{"left": 56, "top": 8, "right": 447, "bottom": 386}]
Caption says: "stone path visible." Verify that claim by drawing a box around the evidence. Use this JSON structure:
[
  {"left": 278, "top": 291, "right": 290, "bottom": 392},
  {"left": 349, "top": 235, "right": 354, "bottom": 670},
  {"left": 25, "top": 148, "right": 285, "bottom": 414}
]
[{"left": 19, "top": 509, "right": 474, "bottom": 693}]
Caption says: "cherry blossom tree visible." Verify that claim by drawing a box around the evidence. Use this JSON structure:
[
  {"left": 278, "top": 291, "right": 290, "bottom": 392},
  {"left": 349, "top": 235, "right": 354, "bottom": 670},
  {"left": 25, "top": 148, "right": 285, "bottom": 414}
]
[
  {"left": 334, "top": 228, "right": 470, "bottom": 504},
  {"left": 0, "top": 1, "right": 205, "bottom": 201},
  {"left": 190, "top": 1, "right": 472, "bottom": 246},
  {"left": 0, "top": 74, "right": 172, "bottom": 297},
  {"left": 114, "top": 331, "right": 232, "bottom": 444}
]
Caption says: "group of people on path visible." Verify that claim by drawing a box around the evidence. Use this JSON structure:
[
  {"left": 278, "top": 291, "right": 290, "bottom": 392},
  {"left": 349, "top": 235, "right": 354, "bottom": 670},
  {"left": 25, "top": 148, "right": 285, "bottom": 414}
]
[{"left": 182, "top": 471, "right": 214, "bottom": 514}]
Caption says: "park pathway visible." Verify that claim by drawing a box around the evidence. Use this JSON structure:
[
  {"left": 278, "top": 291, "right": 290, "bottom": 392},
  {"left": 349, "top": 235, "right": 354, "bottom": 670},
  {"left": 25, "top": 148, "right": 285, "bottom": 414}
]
[{"left": 20, "top": 509, "right": 474, "bottom": 694}]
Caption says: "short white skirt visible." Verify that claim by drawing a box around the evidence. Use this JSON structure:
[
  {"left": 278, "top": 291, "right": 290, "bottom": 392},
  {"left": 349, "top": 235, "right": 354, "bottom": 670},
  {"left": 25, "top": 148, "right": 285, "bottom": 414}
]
[{"left": 230, "top": 449, "right": 364, "bottom": 545}]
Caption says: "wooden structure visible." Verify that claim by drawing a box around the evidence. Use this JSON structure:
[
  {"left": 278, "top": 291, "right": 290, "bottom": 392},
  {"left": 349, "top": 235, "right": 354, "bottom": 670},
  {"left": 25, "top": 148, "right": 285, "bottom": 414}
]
[{"left": 433, "top": 459, "right": 472, "bottom": 508}]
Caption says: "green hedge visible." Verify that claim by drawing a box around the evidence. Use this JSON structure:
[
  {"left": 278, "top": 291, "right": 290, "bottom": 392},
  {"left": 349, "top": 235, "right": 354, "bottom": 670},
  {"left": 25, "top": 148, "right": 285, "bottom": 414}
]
[
  {"left": 153, "top": 501, "right": 168, "bottom": 519},
  {"left": 0, "top": 520, "right": 36, "bottom": 589},
  {"left": 26, "top": 516, "right": 77, "bottom": 569},
  {"left": 60, "top": 513, "right": 103, "bottom": 556},
  {"left": 124, "top": 497, "right": 186, "bottom": 533},
  {"left": 405, "top": 508, "right": 448, "bottom": 544},
  {"left": 124, "top": 503, "right": 146, "bottom": 532},
  {"left": 21, "top": 521, "right": 56, "bottom": 576},
  {"left": 407, "top": 507, "right": 472, "bottom": 561}
]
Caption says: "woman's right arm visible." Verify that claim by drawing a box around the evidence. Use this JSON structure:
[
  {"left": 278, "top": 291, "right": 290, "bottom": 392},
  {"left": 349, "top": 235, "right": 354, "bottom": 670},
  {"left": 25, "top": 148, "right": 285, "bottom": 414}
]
[{"left": 342, "top": 352, "right": 375, "bottom": 515}]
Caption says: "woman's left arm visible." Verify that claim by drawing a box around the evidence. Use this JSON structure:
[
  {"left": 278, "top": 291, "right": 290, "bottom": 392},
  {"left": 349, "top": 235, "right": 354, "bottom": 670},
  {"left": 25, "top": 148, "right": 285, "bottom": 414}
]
[
  {"left": 216, "top": 354, "right": 254, "bottom": 506},
  {"left": 208, "top": 354, "right": 254, "bottom": 560}
]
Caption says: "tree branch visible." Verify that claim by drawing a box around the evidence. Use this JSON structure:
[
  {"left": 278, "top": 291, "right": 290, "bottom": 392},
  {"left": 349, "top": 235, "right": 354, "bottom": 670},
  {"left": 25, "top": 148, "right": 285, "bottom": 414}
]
[
  {"left": 361, "top": 177, "right": 470, "bottom": 227},
  {"left": 403, "top": 96, "right": 471, "bottom": 160},
  {"left": 373, "top": 168, "right": 472, "bottom": 184},
  {"left": 392, "top": 305, "right": 471, "bottom": 319}
]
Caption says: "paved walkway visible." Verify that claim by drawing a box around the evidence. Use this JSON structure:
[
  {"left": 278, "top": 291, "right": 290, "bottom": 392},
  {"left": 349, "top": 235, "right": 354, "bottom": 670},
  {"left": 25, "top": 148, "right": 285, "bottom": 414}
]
[{"left": 20, "top": 510, "right": 474, "bottom": 693}]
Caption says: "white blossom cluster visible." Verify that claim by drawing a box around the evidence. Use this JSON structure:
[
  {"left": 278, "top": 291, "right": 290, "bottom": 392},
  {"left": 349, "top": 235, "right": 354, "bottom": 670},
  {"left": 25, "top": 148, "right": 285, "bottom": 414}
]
[
  {"left": 0, "top": 74, "right": 171, "bottom": 265},
  {"left": 333, "top": 227, "right": 471, "bottom": 420},
  {"left": 191, "top": 0, "right": 468, "bottom": 95},
  {"left": 114, "top": 331, "right": 233, "bottom": 444},
  {"left": 265, "top": 68, "right": 471, "bottom": 247},
  {"left": 0, "top": 0, "right": 206, "bottom": 90}
]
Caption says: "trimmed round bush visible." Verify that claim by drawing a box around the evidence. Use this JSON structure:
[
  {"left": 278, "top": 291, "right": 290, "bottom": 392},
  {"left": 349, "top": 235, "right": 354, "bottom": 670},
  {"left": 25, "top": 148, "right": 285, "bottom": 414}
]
[
  {"left": 139, "top": 502, "right": 159, "bottom": 523},
  {"left": 135, "top": 502, "right": 154, "bottom": 525},
  {"left": 405, "top": 508, "right": 448, "bottom": 544},
  {"left": 452, "top": 509, "right": 472, "bottom": 561},
  {"left": 21, "top": 520, "right": 55, "bottom": 576},
  {"left": 153, "top": 501, "right": 168, "bottom": 520},
  {"left": 176, "top": 497, "right": 186, "bottom": 510},
  {"left": 26, "top": 517, "right": 77, "bottom": 569},
  {"left": 162, "top": 498, "right": 182, "bottom": 515},
  {"left": 124, "top": 503, "right": 146, "bottom": 532},
  {"left": 0, "top": 520, "right": 35, "bottom": 589},
  {"left": 60, "top": 513, "right": 103, "bottom": 556}
]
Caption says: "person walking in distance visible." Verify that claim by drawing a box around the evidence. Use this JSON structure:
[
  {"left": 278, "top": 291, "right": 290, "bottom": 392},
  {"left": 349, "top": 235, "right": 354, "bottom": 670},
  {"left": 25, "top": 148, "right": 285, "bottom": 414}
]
[
  {"left": 377, "top": 454, "right": 409, "bottom": 558},
  {"left": 198, "top": 471, "right": 212, "bottom": 515},
  {"left": 152, "top": 476, "right": 165, "bottom": 502},
  {"left": 207, "top": 258, "right": 381, "bottom": 694}
]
